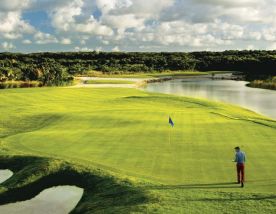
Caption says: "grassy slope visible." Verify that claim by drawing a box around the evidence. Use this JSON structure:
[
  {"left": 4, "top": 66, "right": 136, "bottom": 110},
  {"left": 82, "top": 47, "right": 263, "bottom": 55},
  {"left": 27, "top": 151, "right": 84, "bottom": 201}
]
[
  {"left": 0, "top": 87, "right": 276, "bottom": 213},
  {"left": 0, "top": 156, "right": 150, "bottom": 213}
]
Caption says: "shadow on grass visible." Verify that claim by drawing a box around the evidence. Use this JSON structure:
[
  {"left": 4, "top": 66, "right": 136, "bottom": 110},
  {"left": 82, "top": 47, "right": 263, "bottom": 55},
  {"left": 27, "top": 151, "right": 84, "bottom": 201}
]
[
  {"left": 146, "top": 182, "right": 276, "bottom": 202},
  {"left": 146, "top": 182, "right": 241, "bottom": 190},
  {"left": 187, "top": 195, "right": 276, "bottom": 202},
  {"left": 0, "top": 155, "right": 150, "bottom": 214}
]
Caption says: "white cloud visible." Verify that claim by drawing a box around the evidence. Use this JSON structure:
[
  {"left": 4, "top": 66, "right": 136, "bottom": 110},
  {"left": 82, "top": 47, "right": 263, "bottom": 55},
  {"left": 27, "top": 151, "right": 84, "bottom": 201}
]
[
  {"left": 74, "top": 19, "right": 113, "bottom": 36},
  {"left": 34, "top": 32, "right": 58, "bottom": 44},
  {"left": 97, "top": 0, "right": 175, "bottom": 39},
  {"left": 0, "top": 11, "right": 35, "bottom": 39},
  {"left": 49, "top": 0, "right": 83, "bottom": 31},
  {"left": 22, "top": 39, "right": 32, "bottom": 44},
  {"left": 128, "top": 20, "right": 234, "bottom": 49},
  {"left": 262, "top": 27, "right": 276, "bottom": 42},
  {"left": 74, "top": 46, "right": 93, "bottom": 51},
  {"left": 60, "top": 38, "right": 72, "bottom": 45},
  {"left": 1, "top": 0, "right": 276, "bottom": 51},
  {"left": 246, "top": 44, "right": 255, "bottom": 50},
  {"left": 193, "top": 0, "right": 259, "bottom": 8},
  {"left": 0, "top": 41, "right": 16, "bottom": 50},
  {"left": 267, "top": 42, "right": 276, "bottom": 50},
  {"left": 0, "top": 0, "right": 36, "bottom": 49},
  {"left": 95, "top": 0, "right": 133, "bottom": 14},
  {"left": 47, "top": 0, "right": 113, "bottom": 36},
  {"left": 95, "top": 46, "right": 103, "bottom": 51},
  {"left": 0, "top": 0, "right": 31, "bottom": 11},
  {"left": 112, "top": 46, "right": 120, "bottom": 51},
  {"left": 102, "top": 40, "right": 109, "bottom": 45}
]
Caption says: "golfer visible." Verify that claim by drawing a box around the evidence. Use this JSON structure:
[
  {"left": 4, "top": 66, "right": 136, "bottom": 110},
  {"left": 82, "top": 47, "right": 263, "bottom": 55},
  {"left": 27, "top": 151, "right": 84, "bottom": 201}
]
[{"left": 233, "top": 146, "right": 246, "bottom": 187}]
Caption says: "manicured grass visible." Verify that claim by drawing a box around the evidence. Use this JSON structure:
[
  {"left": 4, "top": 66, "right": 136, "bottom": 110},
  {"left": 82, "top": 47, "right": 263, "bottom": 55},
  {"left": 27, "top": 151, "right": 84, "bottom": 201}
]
[
  {"left": 0, "top": 87, "right": 276, "bottom": 213},
  {"left": 84, "top": 79, "right": 135, "bottom": 84}
]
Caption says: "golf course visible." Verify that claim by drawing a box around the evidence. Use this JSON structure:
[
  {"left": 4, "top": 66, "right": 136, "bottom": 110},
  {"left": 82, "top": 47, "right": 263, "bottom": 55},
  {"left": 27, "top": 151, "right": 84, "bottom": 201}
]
[
  {"left": 0, "top": 82, "right": 276, "bottom": 213},
  {"left": 1, "top": 0, "right": 276, "bottom": 211}
]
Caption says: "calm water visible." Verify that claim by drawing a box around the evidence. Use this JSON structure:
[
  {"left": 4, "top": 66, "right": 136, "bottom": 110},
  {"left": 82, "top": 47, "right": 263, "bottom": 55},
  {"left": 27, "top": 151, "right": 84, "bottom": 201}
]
[{"left": 145, "top": 77, "right": 276, "bottom": 119}]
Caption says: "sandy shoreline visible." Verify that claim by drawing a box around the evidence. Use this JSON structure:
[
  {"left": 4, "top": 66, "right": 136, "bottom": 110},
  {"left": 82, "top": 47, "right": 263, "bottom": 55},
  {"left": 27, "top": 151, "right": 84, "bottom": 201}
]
[{"left": 70, "top": 77, "right": 152, "bottom": 88}]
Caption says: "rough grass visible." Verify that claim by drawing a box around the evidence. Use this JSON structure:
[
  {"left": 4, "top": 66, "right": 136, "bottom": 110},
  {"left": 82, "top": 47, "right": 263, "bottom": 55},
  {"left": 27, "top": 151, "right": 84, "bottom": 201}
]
[
  {"left": 82, "top": 70, "right": 207, "bottom": 78},
  {"left": 248, "top": 76, "right": 276, "bottom": 90},
  {"left": 0, "top": 87, "right": 276, "bottom": 213},
  {"left": 0, "top": 81, "right": 42, "bottom": 89}
]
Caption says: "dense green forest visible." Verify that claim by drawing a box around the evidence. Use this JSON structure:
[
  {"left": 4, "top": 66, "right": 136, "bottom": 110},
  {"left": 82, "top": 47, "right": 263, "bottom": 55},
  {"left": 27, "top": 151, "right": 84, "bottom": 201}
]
[{"left": 0, "top": 50, "right": 275, "bottom": 87}]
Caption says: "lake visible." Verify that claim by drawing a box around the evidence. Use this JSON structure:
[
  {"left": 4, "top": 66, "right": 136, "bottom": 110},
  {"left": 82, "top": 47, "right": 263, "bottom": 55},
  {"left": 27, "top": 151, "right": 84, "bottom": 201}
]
[{"left": 145, "top": 77, "right": 276, "bottom": 119}]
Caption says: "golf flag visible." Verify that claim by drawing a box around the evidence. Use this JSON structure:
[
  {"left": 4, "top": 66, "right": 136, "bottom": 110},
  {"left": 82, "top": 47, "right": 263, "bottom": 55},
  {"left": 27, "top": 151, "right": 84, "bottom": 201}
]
[{"left": 169, "top": 116, "right": 174, "bottom": 127}]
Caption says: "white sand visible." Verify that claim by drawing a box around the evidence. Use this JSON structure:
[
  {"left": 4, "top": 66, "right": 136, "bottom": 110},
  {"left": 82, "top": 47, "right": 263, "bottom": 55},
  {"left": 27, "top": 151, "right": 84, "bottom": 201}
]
[
  {"left": 0, "top": 185, "right": 84, "bottom": 214},
  {"left": 0, "top": 169, "right": 13, "bottom": 184},
  {"left": 71, "top": 77, "right": 149, "bottom": 88}
]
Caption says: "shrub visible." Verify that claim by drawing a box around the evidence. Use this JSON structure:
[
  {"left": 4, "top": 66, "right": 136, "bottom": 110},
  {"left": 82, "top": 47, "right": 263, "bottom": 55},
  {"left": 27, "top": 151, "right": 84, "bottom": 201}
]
[{"left": 0, "top": 81, "right": 42, "bottom": 89}]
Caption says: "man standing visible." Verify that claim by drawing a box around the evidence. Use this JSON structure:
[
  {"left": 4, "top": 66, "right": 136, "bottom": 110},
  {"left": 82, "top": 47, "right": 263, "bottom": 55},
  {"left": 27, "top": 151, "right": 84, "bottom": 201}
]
[{"left": 233, "top": 146, "right": 246, "bottom": 187}]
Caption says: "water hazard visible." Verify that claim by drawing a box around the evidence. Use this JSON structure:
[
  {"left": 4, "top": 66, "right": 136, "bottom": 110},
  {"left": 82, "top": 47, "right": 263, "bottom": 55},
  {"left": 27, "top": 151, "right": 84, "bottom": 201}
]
[{"left": 146, "top": 77, "right": 276, "bottom": 119}]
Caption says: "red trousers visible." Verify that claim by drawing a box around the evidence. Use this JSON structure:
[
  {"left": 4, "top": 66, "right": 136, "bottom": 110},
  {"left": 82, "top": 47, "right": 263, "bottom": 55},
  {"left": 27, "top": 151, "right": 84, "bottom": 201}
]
[{"left": 236, "top": 163, "right": 245, "bottom": 183}]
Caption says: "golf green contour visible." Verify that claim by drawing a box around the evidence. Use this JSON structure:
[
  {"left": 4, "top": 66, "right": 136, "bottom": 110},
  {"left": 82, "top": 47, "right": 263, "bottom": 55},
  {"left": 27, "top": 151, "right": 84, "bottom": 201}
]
[{"left": 1, "top": 86, "right": 276, "bottom": 213}]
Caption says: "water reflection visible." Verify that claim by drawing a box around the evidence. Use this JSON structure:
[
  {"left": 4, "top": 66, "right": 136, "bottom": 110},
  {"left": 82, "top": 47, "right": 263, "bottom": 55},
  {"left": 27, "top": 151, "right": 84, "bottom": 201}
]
[{"left": 146, "top": 78, "right": 276, "bottom": 119}]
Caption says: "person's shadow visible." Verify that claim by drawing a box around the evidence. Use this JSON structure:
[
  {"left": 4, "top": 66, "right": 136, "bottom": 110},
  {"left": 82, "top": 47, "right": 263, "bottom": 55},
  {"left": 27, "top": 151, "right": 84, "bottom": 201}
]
[
  {"left": 144, "top": 180, "right": 276, "bottom": 202},
  {"left": 146, "top": 182, "right": 240, "bottom": 190}
]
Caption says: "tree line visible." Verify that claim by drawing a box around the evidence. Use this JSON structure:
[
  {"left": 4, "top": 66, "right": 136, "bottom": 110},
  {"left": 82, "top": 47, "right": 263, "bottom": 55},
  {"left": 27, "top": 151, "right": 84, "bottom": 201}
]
[{"left": 0, "top": 50, "right": 275, "bottom": 85}]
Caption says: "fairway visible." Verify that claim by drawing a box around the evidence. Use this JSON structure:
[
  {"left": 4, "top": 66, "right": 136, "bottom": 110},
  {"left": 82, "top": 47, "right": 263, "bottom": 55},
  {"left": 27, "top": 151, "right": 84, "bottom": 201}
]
[{"left": 1, "top": 87, "right": 276, "bottom": 213}]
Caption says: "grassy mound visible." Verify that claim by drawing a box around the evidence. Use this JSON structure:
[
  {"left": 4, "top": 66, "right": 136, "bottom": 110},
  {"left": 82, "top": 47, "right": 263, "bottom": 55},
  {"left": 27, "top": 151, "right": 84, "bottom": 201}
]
[
  {"left": 0, "top": 156, "right": 150, "bottom": 213},
  {"left": 1, "top": 87, "right": 276, "bottom": 213}
]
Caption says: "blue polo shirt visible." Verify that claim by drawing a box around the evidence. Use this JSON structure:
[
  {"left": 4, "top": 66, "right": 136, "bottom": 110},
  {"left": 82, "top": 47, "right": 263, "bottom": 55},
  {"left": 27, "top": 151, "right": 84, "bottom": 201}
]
[{"left": 235, "top": 151, "right": 246, "bottom": 164}]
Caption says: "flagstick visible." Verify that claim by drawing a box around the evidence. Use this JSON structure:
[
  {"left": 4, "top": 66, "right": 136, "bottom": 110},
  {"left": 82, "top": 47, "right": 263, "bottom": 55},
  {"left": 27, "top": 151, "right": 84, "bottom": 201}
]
[
  {"left": 169, "top": 126, "right": 171, "bottom": 145},
  {"left": 169, "top": 127, "right": 170, "bottom": 145},
  {"left": 169, "top": 116, "right": 174, "bottom": 146}
]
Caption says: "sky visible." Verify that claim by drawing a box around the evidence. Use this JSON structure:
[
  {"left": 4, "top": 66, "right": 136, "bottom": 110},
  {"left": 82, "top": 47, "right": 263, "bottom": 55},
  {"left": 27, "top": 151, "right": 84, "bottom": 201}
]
[{"left": 0, "top": 0, "right": 276, "bottom": 52}]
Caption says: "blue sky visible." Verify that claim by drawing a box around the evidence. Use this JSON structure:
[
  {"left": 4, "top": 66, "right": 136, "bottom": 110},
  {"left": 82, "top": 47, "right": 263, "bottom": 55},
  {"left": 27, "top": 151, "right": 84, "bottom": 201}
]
[
  {"left": 0, "top": 0, "right": 276, "bottom": 52},
  {"left": 23, "top": 11, "right": 54, "bottom": 34}
]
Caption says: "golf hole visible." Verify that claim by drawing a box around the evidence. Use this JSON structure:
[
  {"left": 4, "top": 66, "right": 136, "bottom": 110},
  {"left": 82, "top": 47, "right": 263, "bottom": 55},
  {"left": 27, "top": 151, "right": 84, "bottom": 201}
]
[
  {"left": 0, "top": 185, "right": 84, "bottom": 214},
  {"left": 0, "top": 169, "right": 13, "bottom": 184}
]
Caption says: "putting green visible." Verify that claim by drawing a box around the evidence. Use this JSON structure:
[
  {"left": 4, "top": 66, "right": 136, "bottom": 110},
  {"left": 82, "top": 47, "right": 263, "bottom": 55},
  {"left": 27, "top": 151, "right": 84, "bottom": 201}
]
[{"left": 1, "top": 87, "right": 276, "bottom": 213}]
